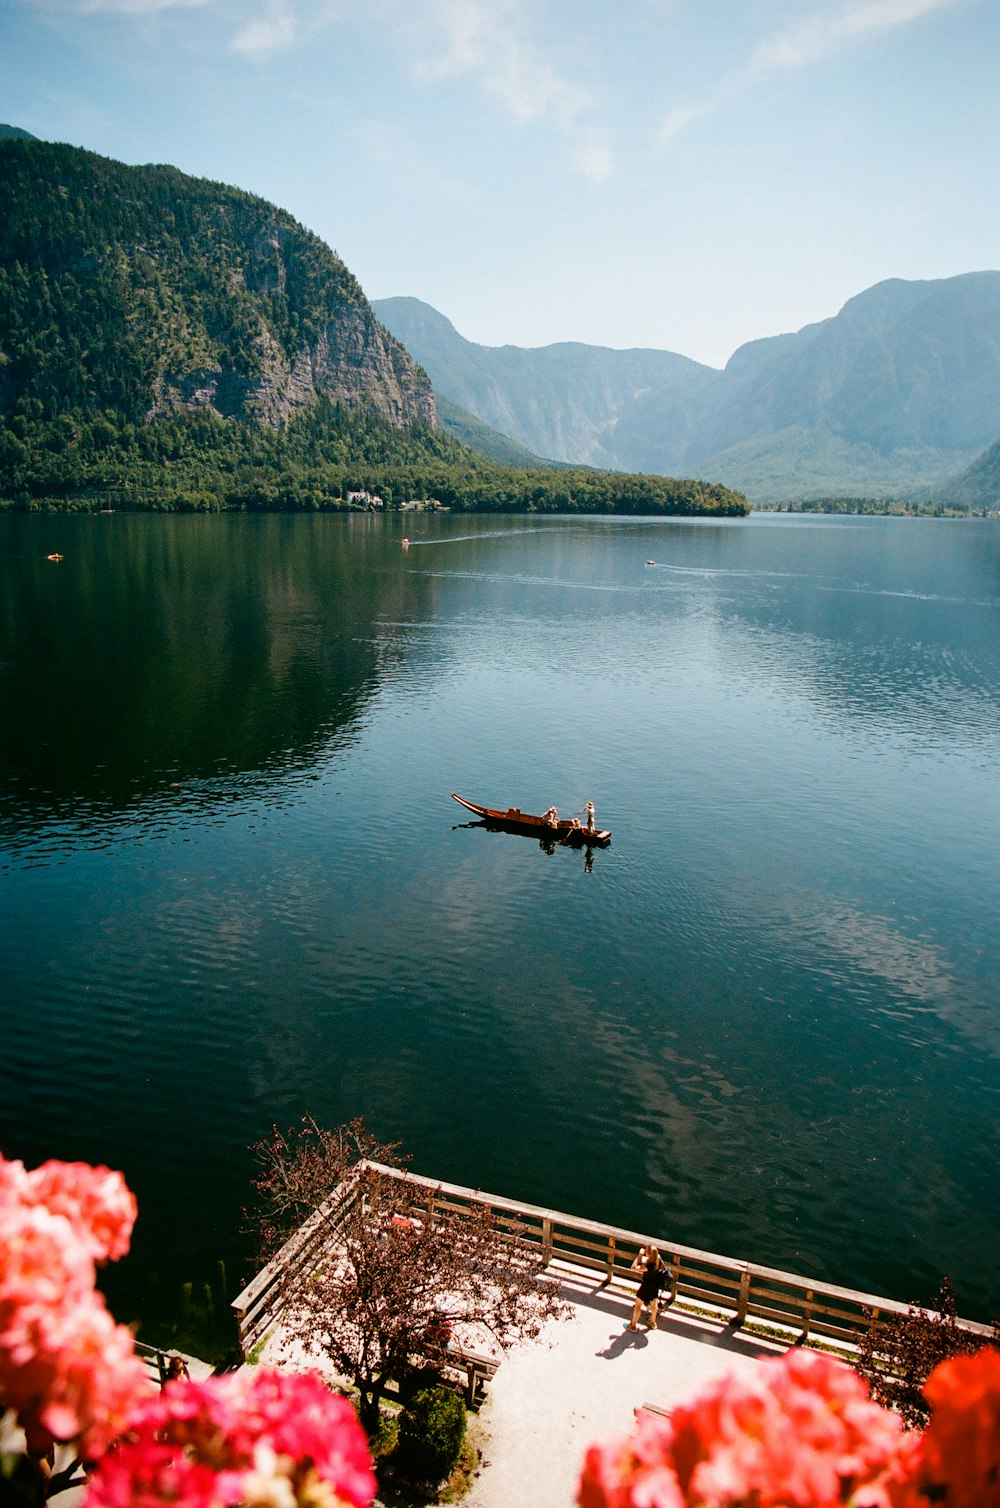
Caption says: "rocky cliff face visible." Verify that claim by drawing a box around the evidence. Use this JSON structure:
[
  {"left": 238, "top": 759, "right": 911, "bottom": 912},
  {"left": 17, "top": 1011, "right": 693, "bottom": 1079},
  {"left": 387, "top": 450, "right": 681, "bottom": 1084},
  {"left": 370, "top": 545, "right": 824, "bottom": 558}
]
[{"left": 152, "top": 304, "right": 436, "bottom": 430}]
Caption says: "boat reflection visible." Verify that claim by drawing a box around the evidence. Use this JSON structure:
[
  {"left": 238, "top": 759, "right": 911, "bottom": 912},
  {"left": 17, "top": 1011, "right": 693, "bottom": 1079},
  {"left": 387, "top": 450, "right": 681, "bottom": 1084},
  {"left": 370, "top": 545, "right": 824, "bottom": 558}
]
[{"left": 453, "top": 820, "right": 604, "bottom": 871}]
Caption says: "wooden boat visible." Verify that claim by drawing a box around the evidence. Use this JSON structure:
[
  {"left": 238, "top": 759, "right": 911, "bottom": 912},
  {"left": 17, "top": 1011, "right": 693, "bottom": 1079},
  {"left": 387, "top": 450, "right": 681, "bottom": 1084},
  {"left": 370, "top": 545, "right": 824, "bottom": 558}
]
[{"left": 451, "top": 793, "right": 611, "bottom": 846}]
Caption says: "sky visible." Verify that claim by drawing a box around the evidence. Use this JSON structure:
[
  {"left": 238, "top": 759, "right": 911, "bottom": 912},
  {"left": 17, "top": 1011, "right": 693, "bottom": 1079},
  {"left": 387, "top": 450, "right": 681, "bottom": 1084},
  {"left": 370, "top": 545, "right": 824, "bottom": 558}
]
[{"left": 3, "top": 0, "right": 999, "bottom": 368}]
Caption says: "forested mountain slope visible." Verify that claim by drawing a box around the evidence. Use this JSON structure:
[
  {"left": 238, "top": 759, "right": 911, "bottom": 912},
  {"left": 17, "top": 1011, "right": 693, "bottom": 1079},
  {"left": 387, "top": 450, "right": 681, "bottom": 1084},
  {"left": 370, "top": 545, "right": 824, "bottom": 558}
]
[
  {"left": 933, "top": 438, "right": 1000, "bottom": 509},
  {"left": 0, "top": 139, "right": 434, "bottom": 432}
]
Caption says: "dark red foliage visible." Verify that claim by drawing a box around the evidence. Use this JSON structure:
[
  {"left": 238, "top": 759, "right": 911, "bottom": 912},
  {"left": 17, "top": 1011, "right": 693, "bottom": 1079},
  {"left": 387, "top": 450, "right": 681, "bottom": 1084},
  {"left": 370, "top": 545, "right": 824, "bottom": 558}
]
[{"left": 856, "top": 1278, "right": 1000, "bottom": 1429}]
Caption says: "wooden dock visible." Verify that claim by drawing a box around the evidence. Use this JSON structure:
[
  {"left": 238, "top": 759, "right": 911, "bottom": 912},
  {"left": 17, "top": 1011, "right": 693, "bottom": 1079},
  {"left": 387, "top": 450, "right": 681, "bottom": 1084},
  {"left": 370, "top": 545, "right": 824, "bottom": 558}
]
[
  {"left": 232, "top": 1160, "right": 988, "bottom": 1375},
  {"left": 230, "top": 1165, "right": 991, "bottom": 1505}
]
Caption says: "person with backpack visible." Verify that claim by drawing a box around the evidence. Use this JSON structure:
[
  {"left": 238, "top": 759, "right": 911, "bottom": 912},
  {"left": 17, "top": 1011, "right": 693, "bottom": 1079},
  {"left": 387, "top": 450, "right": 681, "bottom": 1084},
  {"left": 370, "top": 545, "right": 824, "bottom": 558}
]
[{"left": 627, "top": 1245, "right": 667, "bottom": 1330}]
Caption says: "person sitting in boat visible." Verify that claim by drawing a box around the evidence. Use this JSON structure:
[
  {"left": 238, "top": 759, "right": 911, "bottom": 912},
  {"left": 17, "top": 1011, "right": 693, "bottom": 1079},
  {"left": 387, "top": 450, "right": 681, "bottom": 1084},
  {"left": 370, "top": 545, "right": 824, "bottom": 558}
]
[
  {"left": 583, "top": 801, "right": 596, "bottom": 833},
  {"left": 544, "top": 805, "right": 559, "bottom": 827}
]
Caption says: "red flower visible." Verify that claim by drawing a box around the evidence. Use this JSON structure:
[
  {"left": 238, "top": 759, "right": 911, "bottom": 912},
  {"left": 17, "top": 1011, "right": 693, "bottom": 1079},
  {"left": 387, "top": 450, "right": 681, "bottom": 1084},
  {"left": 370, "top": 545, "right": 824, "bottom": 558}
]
[
  {"left": 892, "top": 1346, "right": 1000, "bottom": 1508},
  {"left": 27, "top": 1160, "right": 137, "bottom": 1263},
  {"left": 85, "top": 1367, "right": 376, "bottom": 1508},
  {"left": 579, "top": 1351, "right": 911, "bottom": 1508}
]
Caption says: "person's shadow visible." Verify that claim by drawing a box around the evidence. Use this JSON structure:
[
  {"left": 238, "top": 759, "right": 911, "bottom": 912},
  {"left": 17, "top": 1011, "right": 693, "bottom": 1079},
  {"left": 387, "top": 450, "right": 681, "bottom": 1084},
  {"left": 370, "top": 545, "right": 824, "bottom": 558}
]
[{"left": 596, "top": 1326, "right": 650, "bottom": 1360}]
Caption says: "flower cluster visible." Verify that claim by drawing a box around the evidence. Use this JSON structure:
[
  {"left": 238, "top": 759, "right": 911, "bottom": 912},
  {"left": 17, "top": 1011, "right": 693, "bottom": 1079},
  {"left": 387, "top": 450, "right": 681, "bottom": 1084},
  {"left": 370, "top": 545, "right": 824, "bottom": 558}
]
[
  {"left": 84, "top": 1367, "right": 376, "bottom": 1508},
  {"left": 890, "top": 1347, "right": 1000, "bottom": 1508},
  {"left": 0, "top": 1152, "right": 151, "bottom": 1457},
  {"left": 580, "top": 1345, "right": 1000, "bottom": 1508}
]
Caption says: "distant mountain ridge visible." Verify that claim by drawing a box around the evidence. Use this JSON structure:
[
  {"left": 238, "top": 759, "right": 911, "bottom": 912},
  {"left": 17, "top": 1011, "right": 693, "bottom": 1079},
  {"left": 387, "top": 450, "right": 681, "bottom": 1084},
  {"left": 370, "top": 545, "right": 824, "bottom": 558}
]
[
  {"left": 374, "top": 276, "right": 1000, "bottom": 503},
  {"left": 374, "top": 296, "right": 715, "bottom": 470},
  {"left": 434, "top": 394, "right": 564, "bottom": 467}
]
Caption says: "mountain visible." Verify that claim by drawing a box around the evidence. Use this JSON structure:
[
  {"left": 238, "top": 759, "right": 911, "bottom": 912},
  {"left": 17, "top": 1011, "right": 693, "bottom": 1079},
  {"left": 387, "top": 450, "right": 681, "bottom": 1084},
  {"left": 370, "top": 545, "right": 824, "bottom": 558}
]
[
  {"left": 372, "top": 296, "right": 717, "bottom": 471},
  {"left": 375, "top": 277, "right": 1000, "bottom": 503},
  {"left": 434, "top": 394, "right": 565, "bottom": 467},
  {"left": 932, "top": 438, "right": 1000, "bottom": 510},
  {"left": 0, "top": 139, "right": 747, "bottom": 517},
  {"left": 0, "top": 125, "right": 38, "bottom": 142},
  {"left": 1, "top": 139, "right": 435, "bottom": 432}
]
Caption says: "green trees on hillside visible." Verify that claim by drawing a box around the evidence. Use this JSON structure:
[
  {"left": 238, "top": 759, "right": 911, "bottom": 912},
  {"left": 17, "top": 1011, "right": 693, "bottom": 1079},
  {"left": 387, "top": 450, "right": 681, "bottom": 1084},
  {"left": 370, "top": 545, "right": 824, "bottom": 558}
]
[
  {"left": 0, "top": 393, "right": 749, "bottom": 515},
  {"left": 0, "top": 140, "right": 371, "bottom": 422}
]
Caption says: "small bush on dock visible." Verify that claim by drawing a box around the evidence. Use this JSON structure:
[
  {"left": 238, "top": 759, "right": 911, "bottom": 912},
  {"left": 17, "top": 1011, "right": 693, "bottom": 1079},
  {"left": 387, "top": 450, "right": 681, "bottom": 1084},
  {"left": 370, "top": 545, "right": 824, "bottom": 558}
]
[{"left": 397, "top": 1385, "right": 466, "bottom": 1484}]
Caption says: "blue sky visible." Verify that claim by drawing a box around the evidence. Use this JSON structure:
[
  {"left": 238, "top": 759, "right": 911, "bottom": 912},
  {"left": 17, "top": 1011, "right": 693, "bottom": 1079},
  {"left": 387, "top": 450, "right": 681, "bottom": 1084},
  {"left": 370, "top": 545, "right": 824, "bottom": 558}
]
[{"left": 3, "top": 0, "right": 998, "bottom": 366}]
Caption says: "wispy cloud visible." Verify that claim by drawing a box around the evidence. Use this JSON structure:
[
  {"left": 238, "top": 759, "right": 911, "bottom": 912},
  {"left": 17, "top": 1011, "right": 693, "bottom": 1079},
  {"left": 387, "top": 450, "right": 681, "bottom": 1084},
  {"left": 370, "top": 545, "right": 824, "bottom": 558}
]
[
  {"left": 749, "top": 0, "right": 966, "bottom": 73},
  {"left": 408, "top": 0, "right": 613, "bottom": 180},
  {"left": 63, "top": 0, "right": 213, "bottom": 12},
  {"left": 31, "top": 0, "right": 614, "bottom": 180},
  {"left": 220, "top": 0, "right": 612, "bottom": 178},
  {"left": 658, "top": 101, "right": 709, "bottom": 148},
  {"left": 412, "top": 0, "right": 590, "bottom": 129},
  {"left": 231, "top": 0, "right": 297, "bottom": 60},
  {"left": 574, "top": 133, "right": 615, "bottom": 185},
  {"left": 659, "top": 0, "right": 970, "bottom": 147}
]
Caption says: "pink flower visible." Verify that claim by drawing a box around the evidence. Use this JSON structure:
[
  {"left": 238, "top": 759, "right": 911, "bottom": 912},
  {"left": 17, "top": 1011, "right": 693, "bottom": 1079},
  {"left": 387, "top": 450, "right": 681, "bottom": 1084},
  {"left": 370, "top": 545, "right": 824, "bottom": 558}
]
[
  {"left": 580, "top": 1420, "right": 684, "bottom": 1508},
  {"left": 85, "top": 1367, "right": 376, "bottom": 1508},
  {"left": 27, "top": 1160, "right": 137, "bottom": 1263},
  {"left": 579, "top": 1351, "right": 912, "bottom": 1508},
  {"left": 0, "top": 1200, "right": 98, "bottom": 1320},
  {"left": 0, "top": 1152, "right": 150, "bottom": 1457}
]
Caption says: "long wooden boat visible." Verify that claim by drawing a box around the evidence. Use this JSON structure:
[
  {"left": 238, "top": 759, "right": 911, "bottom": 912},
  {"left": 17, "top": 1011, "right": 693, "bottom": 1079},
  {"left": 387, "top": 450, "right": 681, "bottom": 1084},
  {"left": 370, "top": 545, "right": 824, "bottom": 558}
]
[{"left": 451, "top": 793, "right": 611, "bottom": 846}]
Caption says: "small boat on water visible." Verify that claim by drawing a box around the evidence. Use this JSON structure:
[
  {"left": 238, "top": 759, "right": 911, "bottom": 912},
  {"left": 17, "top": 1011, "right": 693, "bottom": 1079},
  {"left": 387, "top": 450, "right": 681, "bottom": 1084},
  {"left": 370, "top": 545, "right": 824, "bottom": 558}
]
[{"left": 451, "top": 793, "right": 611, "bottom": 846}]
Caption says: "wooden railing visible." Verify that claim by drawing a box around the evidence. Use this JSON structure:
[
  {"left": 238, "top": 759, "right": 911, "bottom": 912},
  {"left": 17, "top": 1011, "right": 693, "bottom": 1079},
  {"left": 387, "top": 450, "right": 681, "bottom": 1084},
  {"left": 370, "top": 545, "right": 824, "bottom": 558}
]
[
  {"left": 233, "top": 1172, "right": 363, "bottom": 1359},
  {"left": 134, "top": 1340, "right": 174, "bottom": 1386},
  {"left": 232, "top": 1161, "right": 990, "bottom": 1374}
]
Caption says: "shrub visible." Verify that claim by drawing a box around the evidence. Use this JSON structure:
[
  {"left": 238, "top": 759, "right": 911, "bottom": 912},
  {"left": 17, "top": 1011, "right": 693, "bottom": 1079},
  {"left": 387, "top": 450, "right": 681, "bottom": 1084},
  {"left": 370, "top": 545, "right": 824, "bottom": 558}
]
[
  {"left": 396, "top": 1385, "right": 466, "bottom": 1483},
  {"left": 855, "top": 1277, "right": 999, "bottom": 1428}
]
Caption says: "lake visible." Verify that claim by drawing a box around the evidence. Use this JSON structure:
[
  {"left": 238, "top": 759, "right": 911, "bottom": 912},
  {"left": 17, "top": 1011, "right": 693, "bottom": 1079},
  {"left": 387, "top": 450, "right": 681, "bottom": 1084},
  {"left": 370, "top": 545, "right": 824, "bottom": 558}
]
[{"left": 1, "top": 510, "right": 998, "bottom": 1328}]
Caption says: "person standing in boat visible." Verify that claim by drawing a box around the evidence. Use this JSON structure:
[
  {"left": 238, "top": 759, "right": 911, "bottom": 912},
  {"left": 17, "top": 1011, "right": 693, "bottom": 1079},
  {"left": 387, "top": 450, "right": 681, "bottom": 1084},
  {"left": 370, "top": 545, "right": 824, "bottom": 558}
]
[{"left": 583, "top": 801, "right": 596, "bottom": 833}]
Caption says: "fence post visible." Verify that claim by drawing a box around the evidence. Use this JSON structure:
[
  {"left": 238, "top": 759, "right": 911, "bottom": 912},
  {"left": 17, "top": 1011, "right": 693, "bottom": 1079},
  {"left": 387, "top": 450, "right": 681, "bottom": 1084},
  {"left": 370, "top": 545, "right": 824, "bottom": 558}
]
[
  {"left": 670, "top": 1256, "right": 679, "bottom": 1304},
  {"left": 736, "top": 1267, "right": 751, "bottom": 1325},
  {"left": 232, "top": 1305, "right": 248, "bottom": 1361},
  {"left": 801, "top": 1289, "right": 813, "bottom": 1342},
  {"left": 541, "top": 1217, "right": 553, "bottom": 1266},
  {"left": 607, "top": 1235, "right": 617, "bottom": 1280}
]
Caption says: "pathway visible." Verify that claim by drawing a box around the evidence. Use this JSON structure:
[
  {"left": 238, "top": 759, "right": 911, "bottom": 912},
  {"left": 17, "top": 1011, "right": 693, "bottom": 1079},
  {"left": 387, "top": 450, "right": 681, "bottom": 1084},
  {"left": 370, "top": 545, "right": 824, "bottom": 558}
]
[{"left": 463, "top": 1258, "right": 790, "bottom": 1508}]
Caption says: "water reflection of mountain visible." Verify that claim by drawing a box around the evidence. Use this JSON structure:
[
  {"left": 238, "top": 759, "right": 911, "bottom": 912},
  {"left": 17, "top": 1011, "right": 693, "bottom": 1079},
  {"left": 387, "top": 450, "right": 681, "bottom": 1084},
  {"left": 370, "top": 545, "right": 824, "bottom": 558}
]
[{"left": 0, "top": 514, "right": 436, "bottom": 848}]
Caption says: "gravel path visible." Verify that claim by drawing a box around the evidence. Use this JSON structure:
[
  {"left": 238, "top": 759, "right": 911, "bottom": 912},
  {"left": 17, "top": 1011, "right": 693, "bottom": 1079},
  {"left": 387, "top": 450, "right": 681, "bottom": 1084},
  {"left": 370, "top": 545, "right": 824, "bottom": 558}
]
[{"left": 463, "top": 1260, "right": 789, "bottom": 1508}]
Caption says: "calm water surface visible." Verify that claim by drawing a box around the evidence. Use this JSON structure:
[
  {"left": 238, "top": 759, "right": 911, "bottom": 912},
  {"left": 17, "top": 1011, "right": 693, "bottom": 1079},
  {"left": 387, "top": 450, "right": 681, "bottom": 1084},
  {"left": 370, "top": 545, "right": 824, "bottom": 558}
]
[{"left": 1, "top": 511, "right": 998, "bottom": 1324}]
